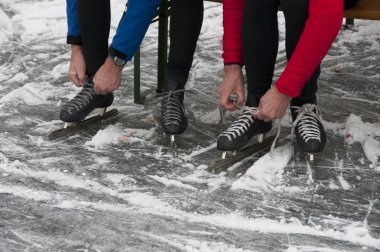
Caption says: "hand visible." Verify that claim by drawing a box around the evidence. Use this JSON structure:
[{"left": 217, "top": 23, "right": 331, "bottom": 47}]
[
  {"left": 256, "top": 86, "right": 291, "bottom": 122},
  {"left": 93, "top": 57, "right": 123, "bottom": 95},
  {"left": 219, "top": 64, "right": 244, "bottom": 111},
  {"left": 68, "top": 45, "right": 87, "bottom": 87}
]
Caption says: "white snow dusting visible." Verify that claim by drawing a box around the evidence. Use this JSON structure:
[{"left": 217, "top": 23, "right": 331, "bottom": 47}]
[{"left": 231, "top": 144, "right": 294, "bottom": 192}]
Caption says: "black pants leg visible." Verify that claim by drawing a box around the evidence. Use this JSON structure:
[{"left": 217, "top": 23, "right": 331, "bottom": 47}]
[
  {"left": 344, "top": 0, "right": 359, "bottom": 9},
  {"left": 243, "top": 0, "right": 318, "bottom": 104},
  {"left": 280, "top": 0, "right": 320, "bottom": 104},
  {"left": 166, "top": 0, "right": 203, "bottom": 90},
  {"left": 77, "top": 0, "right": 111, "bottom": 76},
  {"left": 242, "top": 0, "right": 279, "bottom": 105}
]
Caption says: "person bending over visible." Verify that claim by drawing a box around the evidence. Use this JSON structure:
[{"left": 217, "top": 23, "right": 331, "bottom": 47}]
[
  {"left": 218, "top": 0, "right": 358, "bottom": 158},
  {"left": 61, "top": 0, "right": 162, "bottom": 123}
]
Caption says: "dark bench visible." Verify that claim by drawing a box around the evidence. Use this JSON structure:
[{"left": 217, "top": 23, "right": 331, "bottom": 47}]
[{"left": 133, "top": 0, "right": 380, "bottom": 104}]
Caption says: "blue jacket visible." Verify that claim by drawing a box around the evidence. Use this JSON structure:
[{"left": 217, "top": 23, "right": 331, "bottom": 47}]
[{"left": 66, "top": 0, "right": 162, "bottom": 61}]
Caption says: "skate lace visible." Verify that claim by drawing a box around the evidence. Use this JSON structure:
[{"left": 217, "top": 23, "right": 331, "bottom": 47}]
[
  {"left": 61, "top": 81, "right": 96, "bottom": 115},
  {"left": 159, "top": 89, "right": 187, "bottom": 125},
  {"left": 219, "top": 107, "right": 258, "bottom": 141},
  {"left": 291, "top": 104, "right": 323, "bottom": 143}
]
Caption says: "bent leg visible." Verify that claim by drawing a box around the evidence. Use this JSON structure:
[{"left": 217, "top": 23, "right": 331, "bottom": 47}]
[
  {"left": 77, "top": 0, "right": 110, "bottom": 75},
  {"left": 166, "top": 0, "right": 204, "bottom": 90},
  {"left": 243, "top": 0, "right": 279, "bottom": 106},
  {"left": 281, "top": 0, "right": 319, "bottom": 103}
]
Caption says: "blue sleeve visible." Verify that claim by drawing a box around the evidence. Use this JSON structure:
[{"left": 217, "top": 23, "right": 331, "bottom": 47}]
[
  {"left": 111, "top": 0, "right": 162, "bottom": 61},
  {"left": 66, "top": 0, "right": 80, "bottom": 37}
]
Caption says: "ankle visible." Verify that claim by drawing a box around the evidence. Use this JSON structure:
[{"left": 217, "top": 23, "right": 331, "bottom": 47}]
[{"left": 291, "top": 97, "right": 317, "bottom": 107}]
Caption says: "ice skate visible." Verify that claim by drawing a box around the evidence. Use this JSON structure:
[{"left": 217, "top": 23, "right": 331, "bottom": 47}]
[
  {"left": 59, "top": 77, "right": 114, "bottom": 124},
  {"left": 160, "top": 80, "right": 188, "bottom": 144},
  {"left": 217, "top": 107, "right": 272, "bottom": 160},
  {"left": 291, "top": 102, "right": 327, "bottom": 165},
  {"left": 48, "top": 77, "right": 118, "bottom": 140}
]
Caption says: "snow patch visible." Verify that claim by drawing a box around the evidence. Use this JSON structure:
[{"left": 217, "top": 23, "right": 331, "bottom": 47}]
[
  {"left": 198, "top": 108, "right": 222, "bottom": 124},
  {"left": 148, "top": 175, "right": 197, "bottom": 190},
  {"left": 179, "top": 165, "right": 227, "bottom": 191},
  {"left": 85, "top": 124, "right": 124, "bottom": 149},
  {"left": 344, "top": 114, "right": 380, "bottom": 167},
  {"left": 0, "top": 9, "right": 12, "bottom": 46},
  {"left": 337, "top": 160, "right": 351, "bottom": 190},
  {"left": 0, "top": 82, "right": 62, "bottom": 105},
  {"left": 232, "top": 144, "right": 294, "bottom": 192}
]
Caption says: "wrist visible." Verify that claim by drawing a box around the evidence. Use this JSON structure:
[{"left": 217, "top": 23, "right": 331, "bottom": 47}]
[
  {"left": 71, "top": 44, "right": 82, "bottom": 52},
  {"left": 108, "top": 46, "right": 127, "bottom": 67},
  {"left": 224, "top": 64, "right": 242, "bottom": 73},
  {"left": 106, "top": 57, "right": 124, "bottom": 71},
  {"left": 274, "top": 85, "right": 291, "bottom": 100}
]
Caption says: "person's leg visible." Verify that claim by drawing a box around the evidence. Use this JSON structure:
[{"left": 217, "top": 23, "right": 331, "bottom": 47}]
[
  {"left": 344, "top": 0, "right": 359, "bottom": 9},
  {"left": 281, "top": 0, "right": 326, "bottom": 155},
  {"left": 161, "top": 0, "right": 204, "bottom": 137},
  {"left": 217, "top": 0, "right": 278, "bottom": 152},
  {"left": 243, "top": 0, "right": 279, "bottom": 107},
  {"left": 165, "top": 0, "right": 204, "bottom": 90},
  {"left": 281, "top": 0, "right": 319, "bottom": 105},
  {"left": 60, "top": 0, "right": 112, "bottom": 123},
  {"left": 78, "top": 0, "right": 111, "bottom": 75}
]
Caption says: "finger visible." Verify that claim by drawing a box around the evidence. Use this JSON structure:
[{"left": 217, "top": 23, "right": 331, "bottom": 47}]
[
  {"left": 224, "top": 103, "right": 236, "bottom": 111},
  {"left": 219, "top": 93, "right": 234, "bottom": 111},
  {"left": 69, "top": 74, "right": 82, "bottom": 87},
  {"left": 235, "top": 92, "right": 245, "bottom": 106},
  {"left": 78, "top": 72, "right": 87, "bottom": 84}
]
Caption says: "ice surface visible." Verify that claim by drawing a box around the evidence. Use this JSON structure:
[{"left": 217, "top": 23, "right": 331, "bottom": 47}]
[{"left": 0, "top": 0, "right": 379, "bottom": 251}]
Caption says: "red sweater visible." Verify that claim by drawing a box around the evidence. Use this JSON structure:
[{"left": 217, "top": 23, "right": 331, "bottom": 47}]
[{"left": 222, "top": 0, "right": 344, "bottom": 98}]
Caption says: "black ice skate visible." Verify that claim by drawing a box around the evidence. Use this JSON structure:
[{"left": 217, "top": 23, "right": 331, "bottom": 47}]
[
  {"left": 291, "top": 102, "right": 327, "bottom": 163},
  {"left": 48, "top": 77, "right": 118, "bottom": 140},
  {"left": 217, "top": 107, "right": 272, "bottom": 159},
  {"left": 60, "top": 77, "right": 114, "bottom": 126},
  {"left": 160, "top": 80, "right": 187, "bottom": 143}
]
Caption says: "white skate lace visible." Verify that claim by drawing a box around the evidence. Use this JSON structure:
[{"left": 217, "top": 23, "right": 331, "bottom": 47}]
[
  {"left": 159, "top": 89, "right": 187, "bottom": 125},
  {"left": 219, "top": 107, "right": 258, "bottom": 141},
  {"left": 62, "top": 81, "right": 96, "bottom": 115},
  {"left": 291, "top": 104, "right": 323, "bottom": 143}
]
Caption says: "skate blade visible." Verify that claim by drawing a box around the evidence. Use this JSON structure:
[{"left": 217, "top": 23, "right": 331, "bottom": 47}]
[
  {"left": 48, "top": 108, "right": 119, "bottom": 140},
  {"left": 64, "top": 122, "right": 77, "bottom": 129},
  {"left": 98, "top": 107, "right": 107, "bottom": 116},
  {"left": 170, "top": 135, "right": 175, "bottom": 143},
  {"left": 210, "top": 135, "right": 275, "bottom": 174},
  {"left": 221, "top": 150, "right": 238, "bottom": 160},
  {"left": 257, "top": 133, "right": 265, "bottom": 143},
  {"left": 306, "top": 153, "right": 315, "bottom": 183}
]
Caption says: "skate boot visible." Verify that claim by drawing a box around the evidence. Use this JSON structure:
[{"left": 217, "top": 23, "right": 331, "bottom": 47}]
[
  {"left": 60, "top": 76, "right": 114, "bottom": 124},
  {"left": 160, "top": 80, "right": 187, "bottom": 143},
  {"left": 291, "top": 99, "right": 327, "bottom": 163},
  {"left": 217, "top": 95, "right": 272, "bottom": 159}
]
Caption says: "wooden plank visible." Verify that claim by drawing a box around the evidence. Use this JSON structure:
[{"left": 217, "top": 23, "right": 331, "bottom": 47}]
[
  {"left": 205, "top": 0, "right": 380, "bottom": 21},
  {"left": 344, "top": 0, "right": 380, "bottom": 20}
]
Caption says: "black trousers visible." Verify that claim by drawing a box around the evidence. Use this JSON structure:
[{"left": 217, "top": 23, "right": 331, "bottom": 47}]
[
  {"left": 77, "top": 0, "right": 111, "bottom": 76},
  {"left": 243, "top": 0, "right": 359, "bottom": 103},
  {"left": 166, "top": 0, "right": 204, "bottom": 89},
  {"left": 77, "top": 0, "right": 204, "bottom": 86}
]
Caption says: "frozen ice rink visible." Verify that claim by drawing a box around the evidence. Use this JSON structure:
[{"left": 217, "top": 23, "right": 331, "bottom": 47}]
[{"left": 0, "top": 1, "right": 379, "bottom": 251}]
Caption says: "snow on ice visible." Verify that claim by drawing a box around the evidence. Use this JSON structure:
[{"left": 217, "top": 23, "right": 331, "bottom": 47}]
[{"left": 0, "top": 0, "right": 379, "bottom": 251}]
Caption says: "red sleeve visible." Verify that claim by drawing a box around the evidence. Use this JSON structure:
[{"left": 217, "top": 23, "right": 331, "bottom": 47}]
[
  {"left": 275, "top": 0, "right": 344, "bottom": 98},
  {"left": 222, "top": 0, "right": 245, "bottom": 65}
]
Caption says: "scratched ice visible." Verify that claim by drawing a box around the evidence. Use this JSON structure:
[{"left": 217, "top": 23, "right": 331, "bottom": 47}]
[{"left": 0, "top": 1, "right": 379, "bottom": 251}]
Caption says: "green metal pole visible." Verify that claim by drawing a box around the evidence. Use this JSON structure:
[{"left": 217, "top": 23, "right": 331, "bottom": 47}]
[
  {"left": 157, "top": 0, "right": 169, "bottom": 93},
  {"left": 134, "top": 47, "right": 141, "bottom": 104}
]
